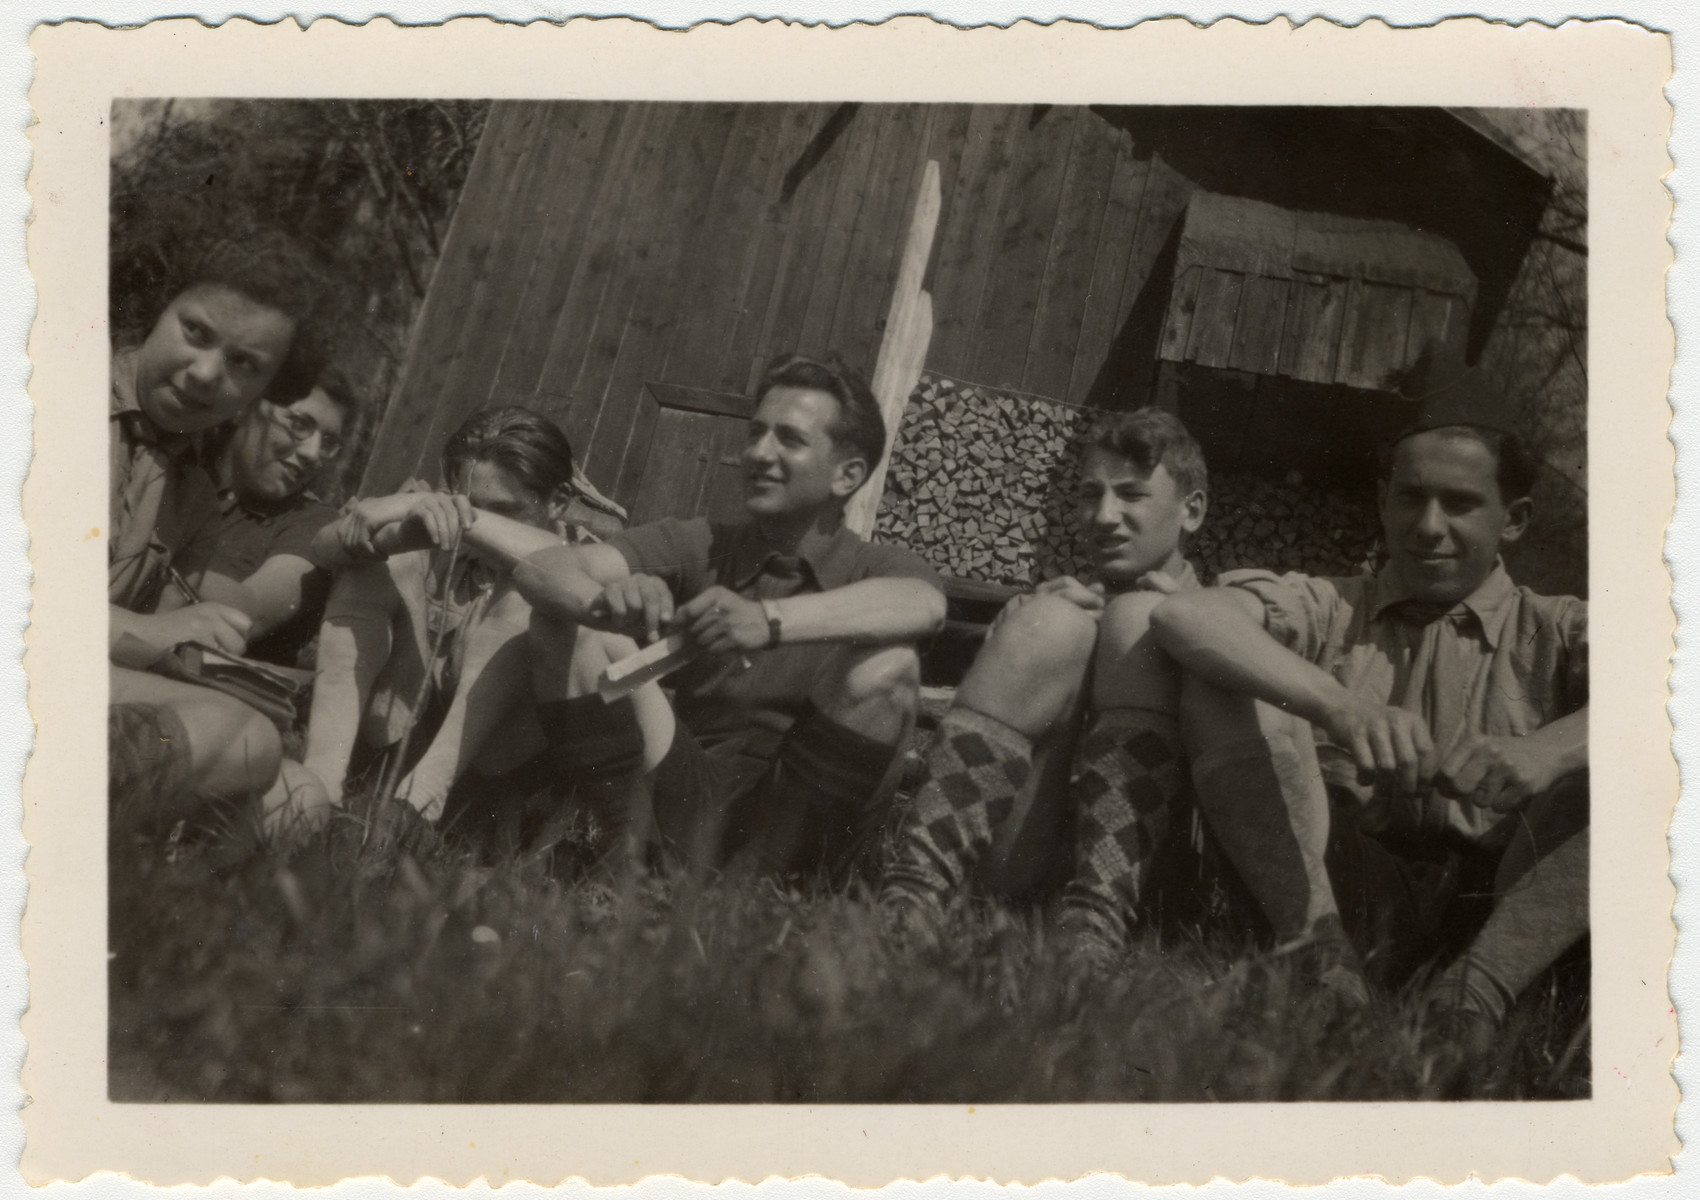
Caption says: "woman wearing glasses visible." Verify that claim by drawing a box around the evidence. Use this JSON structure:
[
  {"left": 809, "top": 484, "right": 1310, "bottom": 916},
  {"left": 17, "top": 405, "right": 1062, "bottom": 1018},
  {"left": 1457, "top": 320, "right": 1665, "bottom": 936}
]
[{"left": 155, "top": 368, "right": 356, "bottom": 666}]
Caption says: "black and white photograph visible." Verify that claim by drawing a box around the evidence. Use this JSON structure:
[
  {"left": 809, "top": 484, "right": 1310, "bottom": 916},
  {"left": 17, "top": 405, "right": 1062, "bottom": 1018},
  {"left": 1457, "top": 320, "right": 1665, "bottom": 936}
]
[{"left": 101, "top": 93, "right": 1595, "bottom": 1105}]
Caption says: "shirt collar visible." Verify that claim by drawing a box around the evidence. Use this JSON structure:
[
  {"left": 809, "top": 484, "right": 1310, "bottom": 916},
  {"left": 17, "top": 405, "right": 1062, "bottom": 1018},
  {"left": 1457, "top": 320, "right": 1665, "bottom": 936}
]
[
  {"left": 1371, "top": 559, "right": 1517, "bottom": 650},
  {"left": 727, "top": 519, "right": 864, "bottom": 592},
  {"left": 111, "top": 346, "right": 195, "bottom": 457}
]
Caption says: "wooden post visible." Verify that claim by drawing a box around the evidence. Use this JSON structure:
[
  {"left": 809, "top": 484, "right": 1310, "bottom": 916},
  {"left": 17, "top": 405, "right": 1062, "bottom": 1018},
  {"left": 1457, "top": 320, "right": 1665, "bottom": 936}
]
[{"left": 844, "top": 159, "right": 941, "bottom": 538}]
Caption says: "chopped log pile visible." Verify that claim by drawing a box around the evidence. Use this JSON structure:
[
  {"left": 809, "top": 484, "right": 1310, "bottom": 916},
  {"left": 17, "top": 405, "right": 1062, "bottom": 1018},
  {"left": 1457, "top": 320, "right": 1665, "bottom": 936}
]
[{"left": 873, "top": 373, "right": 1383, "bottom": 586}]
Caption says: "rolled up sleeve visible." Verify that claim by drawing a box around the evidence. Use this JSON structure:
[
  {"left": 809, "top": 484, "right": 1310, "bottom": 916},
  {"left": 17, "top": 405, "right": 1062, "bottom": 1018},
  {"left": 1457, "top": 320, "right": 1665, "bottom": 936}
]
[{"left": 1217, "top": 568, "right": 1347, "bottom": 665}]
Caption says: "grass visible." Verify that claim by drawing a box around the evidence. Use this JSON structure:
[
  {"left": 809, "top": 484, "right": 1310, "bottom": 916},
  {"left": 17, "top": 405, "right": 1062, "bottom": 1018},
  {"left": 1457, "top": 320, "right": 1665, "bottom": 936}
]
[{"left": 108, "top": 792, "right": 1591, "bottom": 1105}]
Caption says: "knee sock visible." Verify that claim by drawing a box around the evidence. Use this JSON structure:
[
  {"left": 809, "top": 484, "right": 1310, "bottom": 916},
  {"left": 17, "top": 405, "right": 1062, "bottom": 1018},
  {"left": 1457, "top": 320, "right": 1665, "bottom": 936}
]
[
  {"left": 1191, "top": 730, "right": 1338, "bottom": 943},
  {"left": 883, "top": 706, "right": 1033, "bottom": 900},
  {"left": 1430, "top": 828, "right": 1589, "bottom": 1024},
  {"left": 751, "top": 704, "right": 900, "bottom": 879},
  {"left": 539, "top": 695, "right": 649, "bottom": 855},
  {"left": 1059, "top": 708, "right": 1185, "bottom": 946}
]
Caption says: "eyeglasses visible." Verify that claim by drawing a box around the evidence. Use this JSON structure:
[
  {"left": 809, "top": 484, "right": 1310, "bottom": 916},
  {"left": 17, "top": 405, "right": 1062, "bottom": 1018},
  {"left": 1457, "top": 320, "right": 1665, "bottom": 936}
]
[{"left": 264, "top": 401, "right": 346, "bottom": 461}]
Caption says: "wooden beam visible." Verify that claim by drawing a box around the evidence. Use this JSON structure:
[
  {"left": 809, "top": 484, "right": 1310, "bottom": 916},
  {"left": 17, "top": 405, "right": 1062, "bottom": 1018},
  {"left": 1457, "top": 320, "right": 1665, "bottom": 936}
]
[{"left": 845, "top": 159, "right": 942, "bottom": 538}]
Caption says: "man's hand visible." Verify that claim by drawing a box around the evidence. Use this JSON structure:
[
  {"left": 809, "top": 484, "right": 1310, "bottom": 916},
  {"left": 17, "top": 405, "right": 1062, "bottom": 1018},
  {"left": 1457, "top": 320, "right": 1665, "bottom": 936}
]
[
  {"left": 400, "top": 491, "right": 476, "bottom": 550},
  {"left": 587, "top": 572, "right": 676, "bottom": 644},
  {"left": 1319, "top": 696, "right": 1437, "bottom": 798},
  {"left": 991, "top": 576, "right": 1104, "bottom": 636},
  {"left": 1436, "top": 733, "right": 1569, "bottom": 814},
  {"left": 137, "top": 602, "right": 253, "bottom": 656},
  {"left": 676, "top": 586, "right": 769, "bottom": 655}
]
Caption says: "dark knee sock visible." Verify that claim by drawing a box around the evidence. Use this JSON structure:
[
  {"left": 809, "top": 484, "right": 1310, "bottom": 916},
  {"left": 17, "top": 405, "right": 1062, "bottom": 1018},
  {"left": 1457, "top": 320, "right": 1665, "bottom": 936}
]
[
  {"left": 883, "top": 706, "right": 1033, "bottom": 900},
  {"left": 749, "top": 704, "right": 901, "bottom": 879},
  {"left": 538, "top": 695, "right": 648, "bottom": 853},
  {"left": 1060, "top": 708, "right": 1184, "bottom": 945},
  {"left": 1431, "top": 828, "right": 1589, "bottom": 1023},
  {"left": 1191, "top": 730, "right": 1337, "bottom": 942}
]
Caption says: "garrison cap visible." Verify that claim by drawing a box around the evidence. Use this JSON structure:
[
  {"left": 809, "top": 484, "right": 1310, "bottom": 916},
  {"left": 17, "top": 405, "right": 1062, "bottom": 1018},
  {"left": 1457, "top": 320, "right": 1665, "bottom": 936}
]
[{"left": 1395, "top": 367, "right": 1518, "bottom": 446}]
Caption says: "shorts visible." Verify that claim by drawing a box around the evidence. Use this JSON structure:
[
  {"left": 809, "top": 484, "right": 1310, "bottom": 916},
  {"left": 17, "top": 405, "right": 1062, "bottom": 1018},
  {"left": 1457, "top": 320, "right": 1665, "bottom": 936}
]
[{"left": 1323, "top": 788, "right": 1500, "bottom": 985}]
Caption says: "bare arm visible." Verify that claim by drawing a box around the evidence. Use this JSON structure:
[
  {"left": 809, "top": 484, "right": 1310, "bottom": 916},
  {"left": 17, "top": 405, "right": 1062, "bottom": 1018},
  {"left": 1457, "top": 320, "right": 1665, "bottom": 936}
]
[
  {"left": 763, "top": 577, "right": 945, "bottom": 646},
  {"left": 1438, "top": 706, "right": 1588, "bottom": 813},
  {"left": 109, "top": 602, "right": 252, "bottom": 665},
  {"left": 1152, "top": 586, "right": 1438, "bottom": 796},
  {"left": 1151, "top": 587, "right": 1352, "bottom": 727},
  {"left": 175, "top": 559, "right": 321, "bottom": 643},
  {"left": 674, "top": 576, "right": 946, "bottom": 655}
]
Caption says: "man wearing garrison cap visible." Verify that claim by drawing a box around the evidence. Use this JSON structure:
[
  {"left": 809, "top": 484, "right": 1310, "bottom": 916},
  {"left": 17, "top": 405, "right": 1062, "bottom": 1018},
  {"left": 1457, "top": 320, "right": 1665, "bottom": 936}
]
[{"left": 1145, "top": 370, "right": 1587, "bottom": 1085}]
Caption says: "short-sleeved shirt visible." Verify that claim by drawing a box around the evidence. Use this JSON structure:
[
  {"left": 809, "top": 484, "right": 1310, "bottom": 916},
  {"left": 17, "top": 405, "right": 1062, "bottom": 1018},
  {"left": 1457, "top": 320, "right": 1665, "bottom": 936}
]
[
  {"left": 609, "top": 516, "right": 944, "bottom": 743},
  {"left": 108, "top": 347, "right": 222, "bottom": 613},
  {"left": 1223, "top": 562, "right": 1588, "bottom": 842},
  {"left": 209, "top": 487, "right": 340, "bottom": 665}
]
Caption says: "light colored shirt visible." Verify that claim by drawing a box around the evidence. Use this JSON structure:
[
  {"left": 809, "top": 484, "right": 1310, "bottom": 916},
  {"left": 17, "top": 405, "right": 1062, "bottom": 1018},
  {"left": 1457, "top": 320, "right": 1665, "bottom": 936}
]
[
  {"left": 1223, "top": 562, "right": 1588, "bottom": 841},
  {"left": 108, "top": 347, "right": 222, "bottom": 612}
]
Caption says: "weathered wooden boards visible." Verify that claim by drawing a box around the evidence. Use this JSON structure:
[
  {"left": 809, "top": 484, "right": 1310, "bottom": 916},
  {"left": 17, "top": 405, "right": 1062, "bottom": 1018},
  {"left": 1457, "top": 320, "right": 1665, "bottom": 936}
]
[
  {"left": 844, "top": 159, "right": 941, "bottom": 538},
  {"left": 872, "top": 372, "right": 1383, "bottom": 589},
  {"left": 1158, "top": 191, "right": 1478, "bottom": 394},
  {"left": 364, "top": 103, "right": 1178, "bottom": 502}
]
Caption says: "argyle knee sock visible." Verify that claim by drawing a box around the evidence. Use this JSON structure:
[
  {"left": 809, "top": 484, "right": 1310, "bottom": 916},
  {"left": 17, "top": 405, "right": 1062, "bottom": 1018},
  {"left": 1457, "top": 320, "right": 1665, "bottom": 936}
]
[
  {"left": 1191, "top": 729, "right": 1338, "bottom": 943},
  {"left": 1059, "top": 708, "right": 1185, "bottom": 948},
  {"left": 883, "top": 706, "right": 1033, "bottom": 902},
  {"left": 539, "top": 695, "right": 649, "bottom": 862},
  {"left": 1429, "top": 828, "right": 1589, "bottom": 1025},
  {"left": 748, "top": 704, "right": 900, "bottom": 880}
]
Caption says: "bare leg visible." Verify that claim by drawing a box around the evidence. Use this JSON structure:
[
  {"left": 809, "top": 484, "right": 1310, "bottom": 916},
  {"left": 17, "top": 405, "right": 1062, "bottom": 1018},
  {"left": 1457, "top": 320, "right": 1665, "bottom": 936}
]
[
  {"left": 301, "top": 562, "right": 404, "bottom": 807},
  {"left": 396, "top": 587, "right": 538, "bottom": 820},
  {"left": 526, "top": 611, "right": 673, "bottom": 867},
  {"left": 110, "top": 667, "right": 283, "bottom": 823}
]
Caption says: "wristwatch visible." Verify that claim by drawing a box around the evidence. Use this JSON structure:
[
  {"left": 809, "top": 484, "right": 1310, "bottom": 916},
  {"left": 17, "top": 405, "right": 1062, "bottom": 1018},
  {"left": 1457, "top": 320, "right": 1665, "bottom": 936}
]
[{"left": 760, "top": 598, "right": 783, "bottom": 649}]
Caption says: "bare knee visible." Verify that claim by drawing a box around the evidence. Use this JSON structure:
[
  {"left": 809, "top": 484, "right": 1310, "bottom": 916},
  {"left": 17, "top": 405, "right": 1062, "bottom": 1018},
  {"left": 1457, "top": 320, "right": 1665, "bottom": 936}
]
[
  {"left": 815, "top": 643, "right": 921, "bottom": 742},
  {"left": 831, "top": 643, "right": 920, "bottom": 709},
  {"left": 528, "top": 612, "right": 636, "bottom": 701},
  {"left": 181, "top": 696, "right": 283, "bottom": 800},
  {"left": 954, "top": 594, "right": 1097, "bottom": 736},
  {"left": 1093, "top": 591, "right": 1182, "bottom": 712}
]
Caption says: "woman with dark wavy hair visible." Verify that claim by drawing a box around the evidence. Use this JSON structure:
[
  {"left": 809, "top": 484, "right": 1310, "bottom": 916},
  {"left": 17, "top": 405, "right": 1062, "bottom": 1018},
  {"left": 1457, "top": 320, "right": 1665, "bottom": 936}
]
[{"left": 107, "top": 225, "right": 333, "bottom": 836}]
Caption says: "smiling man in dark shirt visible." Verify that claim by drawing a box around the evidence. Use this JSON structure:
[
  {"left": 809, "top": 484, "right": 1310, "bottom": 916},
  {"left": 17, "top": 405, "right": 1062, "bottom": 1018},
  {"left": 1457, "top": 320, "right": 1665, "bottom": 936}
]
[{"left": 453, "top": 354, "right": 946, "bottom": 881}]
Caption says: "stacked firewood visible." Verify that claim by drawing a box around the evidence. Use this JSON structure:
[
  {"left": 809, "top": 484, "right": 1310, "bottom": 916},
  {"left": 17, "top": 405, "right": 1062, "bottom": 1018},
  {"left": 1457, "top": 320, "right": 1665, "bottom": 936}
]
[{"left": 873, "top": 373, "right": 1383, "bottom": 587}]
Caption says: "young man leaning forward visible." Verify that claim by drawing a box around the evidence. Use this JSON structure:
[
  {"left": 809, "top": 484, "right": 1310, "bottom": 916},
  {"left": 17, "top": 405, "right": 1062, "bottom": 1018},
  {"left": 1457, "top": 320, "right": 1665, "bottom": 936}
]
[
  {"left": 447, "top": 354, "right": 947, "bottom": 881},
  {"left": 1148, "top": 372, "right": 1587, "bottom": 1054},
  {"left": 880, "top": 408, "right": 1218, "bottom": 967}
]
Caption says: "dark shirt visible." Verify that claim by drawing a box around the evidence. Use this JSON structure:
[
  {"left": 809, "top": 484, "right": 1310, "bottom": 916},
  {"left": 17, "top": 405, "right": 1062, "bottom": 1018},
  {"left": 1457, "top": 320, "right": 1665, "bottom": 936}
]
[
  {"left": 209, "top": 488, "right": 339, "bottom": 666},
  {"left": 609, "top": 516, "right": 943, "bottom": 742}
]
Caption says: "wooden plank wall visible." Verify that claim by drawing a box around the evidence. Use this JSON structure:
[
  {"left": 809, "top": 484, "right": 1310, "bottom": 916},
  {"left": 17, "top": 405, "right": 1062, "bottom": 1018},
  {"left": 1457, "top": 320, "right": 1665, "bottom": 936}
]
[{"left": 363, "top": 101, "right": 1198, "bottom": 506}]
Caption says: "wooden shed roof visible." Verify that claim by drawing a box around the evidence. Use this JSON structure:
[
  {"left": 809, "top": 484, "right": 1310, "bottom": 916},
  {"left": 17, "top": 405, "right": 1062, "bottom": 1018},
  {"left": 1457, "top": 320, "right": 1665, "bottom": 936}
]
[{"left": 1161, "top": 192, "right": 1475, "bottom": 391}]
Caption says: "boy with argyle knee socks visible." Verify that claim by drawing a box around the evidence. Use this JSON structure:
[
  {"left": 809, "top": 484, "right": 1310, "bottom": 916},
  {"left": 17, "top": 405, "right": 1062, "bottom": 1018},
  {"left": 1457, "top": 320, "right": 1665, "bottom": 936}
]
[{"left": 880, "top": 408, "right": 1209, "bottom": 962}]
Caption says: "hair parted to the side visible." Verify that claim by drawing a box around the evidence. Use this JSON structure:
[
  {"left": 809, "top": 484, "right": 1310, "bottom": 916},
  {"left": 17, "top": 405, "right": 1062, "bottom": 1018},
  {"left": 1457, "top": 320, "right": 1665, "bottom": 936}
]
[
  {"left": 440, "top": 406, "right": 577, "bottom": 501},
  {"left": 301, "top": 363, "right": 361, "bottom": 419},
  {"left": 758, "top": 353, "right": 886, "bottom": 490},
  {"left": 1086, "top": 406, "right": 1209, "bottom": 498},
  {"left": 1381, "top": 425, "right": 1539, "bottom": 504}
]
